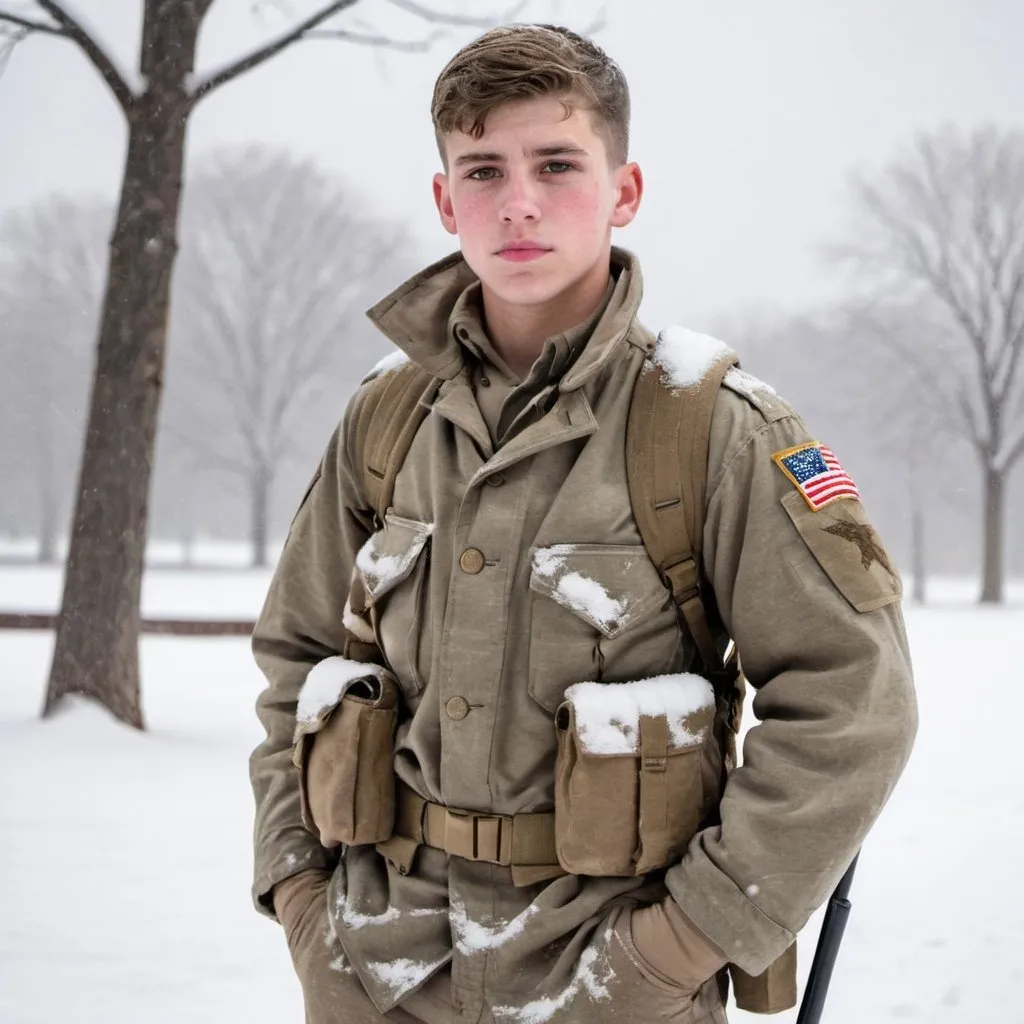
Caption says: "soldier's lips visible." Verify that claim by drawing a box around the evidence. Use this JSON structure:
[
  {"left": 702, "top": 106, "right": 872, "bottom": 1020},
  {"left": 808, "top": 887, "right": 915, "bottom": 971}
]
[{"left": 496, "top": 245, "right": 552, "bottom": 262}]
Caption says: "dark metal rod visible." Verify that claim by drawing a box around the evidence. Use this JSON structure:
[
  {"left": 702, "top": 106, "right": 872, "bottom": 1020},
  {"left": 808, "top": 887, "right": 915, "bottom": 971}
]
[{"left": 796, "top": 852, "right": 860, "bottom": 1024}]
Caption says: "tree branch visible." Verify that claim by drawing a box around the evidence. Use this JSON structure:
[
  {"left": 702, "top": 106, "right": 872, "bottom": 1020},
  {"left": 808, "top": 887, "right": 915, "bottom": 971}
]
[
  {"left": 0, "top": 7, "right": 63, "bottom": 35},
  {"left": 995, "top": 422, "right": 1024, "bottom": 472},
  {"left": 306, "top": 24, "right": 442, "bottom": 51},
  {"left": 955, "top": 382, "right": 988, "bottom": 453},
  {"left": 188, "top": 0, "right": 361, "bottom": 106},
  {"left": 579, "top": 6, "right": 607, "bottom": 35},
  {"left": 189, "top": 0, "right": 551, "bottom": 107},
  {"left": 32, "top": 1, "right": 137, "bottom": 111},
  {"left": 383, "top": 0, "right": 528, "bottom": 27},
  {"left": 841, "top": 301, "right": 969, "bottom": 439}
]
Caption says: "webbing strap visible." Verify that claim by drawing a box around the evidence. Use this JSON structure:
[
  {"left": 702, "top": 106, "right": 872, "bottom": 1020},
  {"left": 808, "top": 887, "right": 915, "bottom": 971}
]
[
  {"left": 633, "top": 714, "right": 670, "bottom": 874},
  {"left": 626, "top": 351, "right": 738, "bottom": 674},
  {"left": 357, "top": 362, "right": 434, "bottom": 522}
]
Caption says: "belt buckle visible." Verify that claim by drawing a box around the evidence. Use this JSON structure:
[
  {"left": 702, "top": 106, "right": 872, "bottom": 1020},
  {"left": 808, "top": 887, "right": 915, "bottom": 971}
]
[{"left": 444, "top": 809, "right": 511, "bottom": 865}]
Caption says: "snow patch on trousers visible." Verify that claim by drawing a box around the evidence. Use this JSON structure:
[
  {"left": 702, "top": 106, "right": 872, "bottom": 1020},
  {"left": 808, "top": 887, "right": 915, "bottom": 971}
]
[
  {"left": 365, "top": 956, "right": 449, "bottom": 1000},
  {"left": 491, "top": 924, "right": 617, "bottom": 1024},
  {"left": 450, "top": 893, "right": 540, "bottom": 955}
]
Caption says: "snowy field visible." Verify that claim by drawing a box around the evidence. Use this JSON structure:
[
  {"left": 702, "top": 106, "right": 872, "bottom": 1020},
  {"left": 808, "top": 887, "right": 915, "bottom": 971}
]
[{"left": 1, "top": 566, "right": 1022, "bottom": 1023}]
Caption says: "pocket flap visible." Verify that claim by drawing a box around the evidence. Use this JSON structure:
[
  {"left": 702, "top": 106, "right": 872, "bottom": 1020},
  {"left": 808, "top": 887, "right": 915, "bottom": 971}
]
[
  {"left": 560, "top": 674, "right": 715, "bottom": 756},
  {"left": 293, "top": 656, "right": 396, "bottom": 745},
  {"left": 530, "top": 544, "right": 668, "bottom": 638},
  {"left": 356, "top": 512, "right": 433, "bottom": 602}
]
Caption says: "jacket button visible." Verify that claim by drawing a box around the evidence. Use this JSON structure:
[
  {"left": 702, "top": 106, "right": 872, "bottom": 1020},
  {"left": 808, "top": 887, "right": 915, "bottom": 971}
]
[
  {"left": 459, "top": 548, "right": 486, "bottom": 574},
  {"left": 446, "top": 696, "right": 470, "bottom": 720},
  {"left": 485, "top": 473, "right": 505, "bottom": 487}
]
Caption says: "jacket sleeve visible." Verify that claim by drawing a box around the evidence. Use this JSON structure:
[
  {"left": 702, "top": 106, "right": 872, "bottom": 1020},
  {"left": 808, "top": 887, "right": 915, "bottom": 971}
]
[
  {"left": 248, "top": 387, "right": 377, "bottom": 918},
  {"left": 664, "top": 390, "right": 918, "bottom": 975}
]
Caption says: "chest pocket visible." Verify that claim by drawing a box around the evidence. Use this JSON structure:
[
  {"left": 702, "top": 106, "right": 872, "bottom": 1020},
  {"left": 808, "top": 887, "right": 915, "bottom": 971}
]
[
  {"left": 355, "top": 511, "right": 433, "bottom": 701},
  {"left": 527, "top": 544, "right": 683, "bottom": 714}
]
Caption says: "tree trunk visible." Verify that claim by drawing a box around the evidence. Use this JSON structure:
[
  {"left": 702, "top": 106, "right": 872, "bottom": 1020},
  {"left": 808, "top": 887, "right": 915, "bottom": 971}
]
[
  {"left": 910, "top": 496, "right": 926, "bottom": 606},
  {"left": 182, "top": 522, "right": 196, "bottom": 568},
  {"left": 36, "top": 404, "right": 58, "bottom": 565},
  {"left": 37, "top": 483, "right": 58, "bottom": 565},
  {"left": 43, "top": 8, "right": 199, "bottom": 727},
  {"left": 251, "top": 461, "right": 271, "bottom": 569},
  {"left": 980, "top": 463, "right": 1005, "bottom": 604}
]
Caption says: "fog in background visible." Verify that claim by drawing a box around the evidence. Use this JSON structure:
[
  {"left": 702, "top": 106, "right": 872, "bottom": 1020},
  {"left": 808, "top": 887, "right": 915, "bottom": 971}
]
[{"left": 1, "top": 0, "right": 1022, "bottom": 581}]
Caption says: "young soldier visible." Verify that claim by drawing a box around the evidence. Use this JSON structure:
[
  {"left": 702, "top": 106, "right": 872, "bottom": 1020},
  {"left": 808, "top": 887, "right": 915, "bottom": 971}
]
[{"left": 250, "top": 24, "right": 917, "bottom": 1024}]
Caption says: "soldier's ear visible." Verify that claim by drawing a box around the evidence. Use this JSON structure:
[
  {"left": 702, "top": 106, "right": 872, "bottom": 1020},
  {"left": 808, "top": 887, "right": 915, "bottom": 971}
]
[
  {"left": 434, "top": 174, "right": 458, "bottom": 236},
  {"left": 611, "top": 162, "right": 643, "bottom": 229}
]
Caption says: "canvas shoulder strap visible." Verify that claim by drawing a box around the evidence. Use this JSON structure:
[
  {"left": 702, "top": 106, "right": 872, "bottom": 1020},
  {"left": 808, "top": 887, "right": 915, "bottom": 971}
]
[
  {"left": 354, "top": 358, "right": 435, "bottom": 523},
  {"left": 625, "top": 339, "right": 738, "bottom": 681}
]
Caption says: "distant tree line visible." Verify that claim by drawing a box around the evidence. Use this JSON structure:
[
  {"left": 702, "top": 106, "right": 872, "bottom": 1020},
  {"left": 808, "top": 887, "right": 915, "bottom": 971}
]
[{"left": 0, "top": 146, "right": 404, "bottom": 569}]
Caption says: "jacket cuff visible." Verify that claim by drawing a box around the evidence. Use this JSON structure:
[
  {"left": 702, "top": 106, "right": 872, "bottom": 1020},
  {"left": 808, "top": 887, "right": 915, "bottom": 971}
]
[
  {"left": 665, "top": 832, "right": 795, "bottom": 976},
  {"left": 253, "top": 834, "right": 337, "bottom": 920}
]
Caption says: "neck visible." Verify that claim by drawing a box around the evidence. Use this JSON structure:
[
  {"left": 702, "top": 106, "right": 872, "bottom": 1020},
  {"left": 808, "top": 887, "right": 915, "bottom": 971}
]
[{"left": 480, "top": 256, "right": 611, "bottom": 379}]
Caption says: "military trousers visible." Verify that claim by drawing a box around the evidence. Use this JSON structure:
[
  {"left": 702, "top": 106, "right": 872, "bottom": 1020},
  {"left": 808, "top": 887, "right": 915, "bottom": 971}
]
[{"left": 286, "top": 885, "right": 727, "bottom": 1024}]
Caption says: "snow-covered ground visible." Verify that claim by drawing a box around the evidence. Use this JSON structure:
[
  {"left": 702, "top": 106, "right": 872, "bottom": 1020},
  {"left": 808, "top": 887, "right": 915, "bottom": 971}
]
[{"left": 0, "top": 568, "right": 1021, "bottom": 1023}]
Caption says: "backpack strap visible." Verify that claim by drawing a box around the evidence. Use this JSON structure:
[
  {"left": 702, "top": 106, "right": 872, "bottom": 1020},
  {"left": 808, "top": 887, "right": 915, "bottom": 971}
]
[
  {"left": 626, "top": 346, "right": 739, "bottom": 705},
  {"left": 354, "top": 360, "right": 435, "bottom": 523}
]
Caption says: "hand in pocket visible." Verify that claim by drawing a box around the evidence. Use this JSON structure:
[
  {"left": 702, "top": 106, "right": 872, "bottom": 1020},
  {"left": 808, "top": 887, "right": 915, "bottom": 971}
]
[{"left": 627, "top": 899, "right": 726, "bottom": 995}]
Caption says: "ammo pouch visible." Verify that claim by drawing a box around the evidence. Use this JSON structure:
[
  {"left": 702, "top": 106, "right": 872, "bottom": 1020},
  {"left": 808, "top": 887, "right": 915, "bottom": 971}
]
[
  {"left": 554, "top": 675, "right": 716, "bottom": 877},
  {"left": 293, "top": 659, "right": 401, "bottom": 848}
]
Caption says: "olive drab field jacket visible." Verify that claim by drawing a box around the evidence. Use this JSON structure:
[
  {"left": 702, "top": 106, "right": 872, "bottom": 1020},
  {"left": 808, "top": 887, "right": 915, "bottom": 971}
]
[{"left": 249, "top": 248, "right": 917, "bottom": 1023}]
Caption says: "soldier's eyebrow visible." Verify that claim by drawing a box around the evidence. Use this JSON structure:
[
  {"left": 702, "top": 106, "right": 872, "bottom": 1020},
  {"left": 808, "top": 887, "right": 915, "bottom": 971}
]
[
  {"left": 453, "top": 143, "right": 590, "bottom": 167},
  {"left": 454, "top": 150, "right": 505, "bottom": 166},
  {"left": 529, "top": 144, "right": 589, "bottom": 159}
]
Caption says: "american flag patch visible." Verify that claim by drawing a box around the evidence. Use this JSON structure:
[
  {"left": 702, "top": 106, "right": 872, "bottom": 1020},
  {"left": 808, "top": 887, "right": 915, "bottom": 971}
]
[{"left": 772, "top": 442, "right": 861, "bottom": 511}]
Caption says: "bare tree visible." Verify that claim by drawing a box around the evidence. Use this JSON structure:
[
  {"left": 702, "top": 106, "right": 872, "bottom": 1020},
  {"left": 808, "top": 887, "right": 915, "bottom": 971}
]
[
  {"left": 714, "top": 303, "right": 967, "bottom": 599},
  {"left": 165, "top": 147, "right": 403, "bottom": 567},
  {"left": 0, "top": 0, "right": 554, "bottom": 728},
  {"left": 821, "top": 302, "right": 965, "bottom": 605},
  {"left": 834, "top": 126, "right": 1024, "bottom": 603},
  {"left": 0, "top": 197, "right": 107, "bottom": 563}
]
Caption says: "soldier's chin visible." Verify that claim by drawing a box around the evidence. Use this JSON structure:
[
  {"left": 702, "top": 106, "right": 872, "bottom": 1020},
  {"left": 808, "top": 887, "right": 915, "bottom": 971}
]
[{"left": 486, "top": 270, "right": 568, "bottom": 307}]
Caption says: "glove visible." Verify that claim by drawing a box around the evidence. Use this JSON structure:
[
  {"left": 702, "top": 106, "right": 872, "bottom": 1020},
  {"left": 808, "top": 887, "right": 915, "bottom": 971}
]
[
  {"left": 629, "top": 897, "right": 727, "bottom": 994},
  {"left": 274, "top": 868, "right": 332, "bottom": 956},
  {"left": 274, "top": 868, "right": 366, "bottom": 1024}
]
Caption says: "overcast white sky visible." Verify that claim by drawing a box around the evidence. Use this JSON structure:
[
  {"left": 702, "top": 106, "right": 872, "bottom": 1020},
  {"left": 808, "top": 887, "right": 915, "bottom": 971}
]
[{"left": 1, "top": 0, "right": 1022, "bottom": 328}]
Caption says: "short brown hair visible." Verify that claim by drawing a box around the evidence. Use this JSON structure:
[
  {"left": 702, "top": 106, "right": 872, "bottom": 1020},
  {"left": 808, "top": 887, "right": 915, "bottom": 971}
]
[{"left": 431, "top": 24, "right": 630, "bottom": 166}]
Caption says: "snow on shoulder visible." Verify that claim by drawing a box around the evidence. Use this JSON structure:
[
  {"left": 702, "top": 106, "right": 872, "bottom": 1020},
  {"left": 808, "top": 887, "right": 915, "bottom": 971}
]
[
  {"left": 361, "top": 349, "right": 410, "bottom": 384},
  {"left": 650, "top": 326, "right": 731, "bottom": 389},
  {"left": 564, "top": 674, "right": 715, "bottom": 755},
  {"left": 723, "top": 366, "right": 776, "bottom": 401},
  {"left": 721, "top": 366, "right": 786, "bottom": 416}
]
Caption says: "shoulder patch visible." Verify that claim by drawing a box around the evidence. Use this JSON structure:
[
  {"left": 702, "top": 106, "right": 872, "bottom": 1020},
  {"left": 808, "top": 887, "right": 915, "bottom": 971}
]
[
  {"left": 723, "top": 366, "right": 776, "bottom": 404},
  {"left": 360, "top": 349, "right": 410, "bottom": 385},
  {"left": 780, "top": 492, "right": 901, "bottom": 612},
  {"left": 772, "top": 442, "right": 861, "bottom": 511},
  {"left": 722, "top": 366, "right": 793, "bottom": 421}
]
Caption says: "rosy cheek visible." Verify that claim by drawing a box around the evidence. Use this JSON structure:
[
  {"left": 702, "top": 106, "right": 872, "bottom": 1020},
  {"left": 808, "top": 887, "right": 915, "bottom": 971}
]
[
  {"left": 551, "top": 182, "right": 604, "bottom": 225},
  {"left": 451, "top": 190, "right": 492, "bottom": 228}
]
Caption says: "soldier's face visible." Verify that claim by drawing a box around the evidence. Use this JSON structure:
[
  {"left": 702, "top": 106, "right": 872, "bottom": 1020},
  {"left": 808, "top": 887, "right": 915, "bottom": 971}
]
[{"left": 433, "top": 95, "right": 642, "bottom": 308}]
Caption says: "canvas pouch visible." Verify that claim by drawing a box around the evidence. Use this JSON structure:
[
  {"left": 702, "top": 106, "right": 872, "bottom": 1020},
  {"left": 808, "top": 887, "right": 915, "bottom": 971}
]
[
  {"left": 292, "top": 656, "right": 401, "bottom": 848},
  {"left": 554, "top": 675, "right": 716, "bottom": 876}
]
